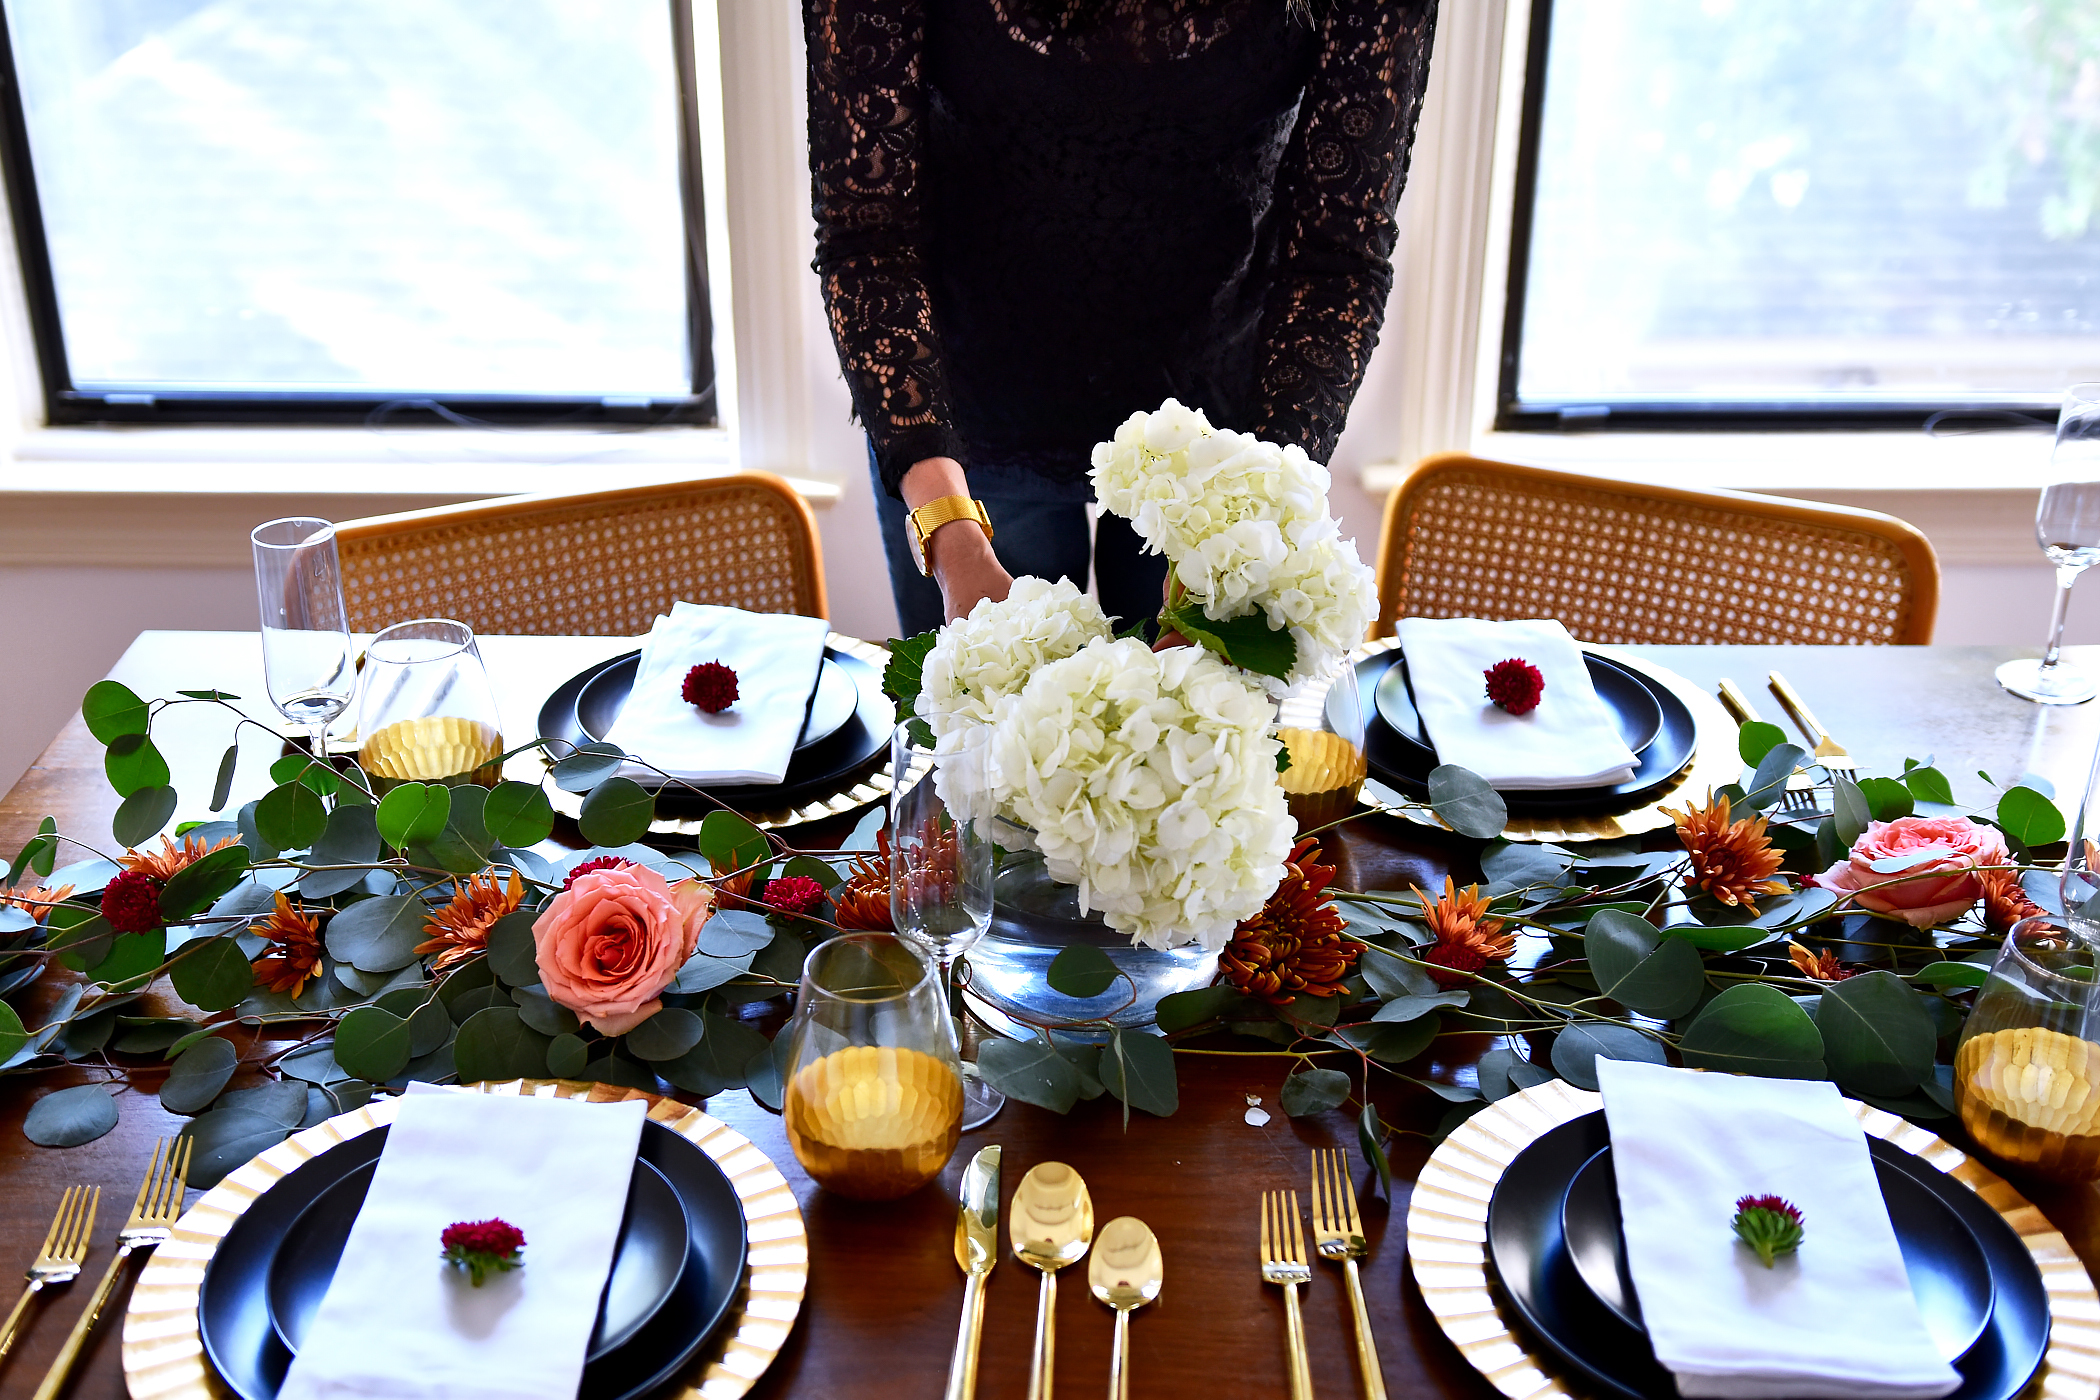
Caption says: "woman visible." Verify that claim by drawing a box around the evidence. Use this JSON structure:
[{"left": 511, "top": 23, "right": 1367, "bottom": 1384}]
[{"left": 807, "top": 0, "right": 1437, "bottom": 633}]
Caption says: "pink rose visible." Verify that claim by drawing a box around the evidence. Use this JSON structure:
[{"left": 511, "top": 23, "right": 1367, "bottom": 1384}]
[
  {"left": 1809, "top": 815, "right": 2011, "bottom": 927},
  {"left": 533, "top": 865, "right": 713, "bottom": 1035}
]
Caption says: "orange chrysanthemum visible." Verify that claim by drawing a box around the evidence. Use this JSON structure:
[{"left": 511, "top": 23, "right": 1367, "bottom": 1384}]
[
  {"left": 120, "top": 832, "right": 238, "bottom": 882},
  {"left": 250, "top": 892, "right": 325, "bottom": 997},
  {"left": 415, "top": 869, "right": 525, "bottom": 972},
  {"left": 1219, "top": 837, "right": 1362, "bottom": 1005},
  {"left": 1787, "top": 941, "right": 1853, "bottom": 983},
  {"left": 1, "top": 882, "right": 75, "bottom": 920},
  {"left": 832, "top": 831, "right": 894, "bottom": 932},
  {"left": 1978, "top": 867, "right": 2044, "bottom": 929},
  {"left": 1415, "top": 877, "right": 1516, "bottom": 988},
  {"left": 1665, "top": 792, "right": 1789, "bottom": 914}
]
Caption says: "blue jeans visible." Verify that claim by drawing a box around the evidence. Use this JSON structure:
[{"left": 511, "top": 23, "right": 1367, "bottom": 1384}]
[{"left": 869, "top": 451, "right": 1169, "bottom": 639}]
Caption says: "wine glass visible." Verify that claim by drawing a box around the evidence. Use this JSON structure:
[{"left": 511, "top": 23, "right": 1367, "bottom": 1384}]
[
  {"left": 780, "top": 932, "right": 965, "bottom": 1199},
  {"left": 355, "top": 619, "right": 504, "bottom": 794},
  {"left": 1996, "top": 383, "right": 2100, "bottom": 705},
  {"left": 1275, "top": 658, "right": 1369, "bottom": 835},
  {"left": 1954, "top": 914, "right": 2100, "bottom": 1180},
  {"left": 250, "top": 518, "right": 355, "bottom": 762},
  {"left": 890, "top": 722, "right": 1005, "bottom": 1130}
]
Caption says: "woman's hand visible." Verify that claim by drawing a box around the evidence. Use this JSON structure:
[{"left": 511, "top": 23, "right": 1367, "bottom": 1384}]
[{"left": 902, "top": 455, "right": 1013, "bottom": 622}]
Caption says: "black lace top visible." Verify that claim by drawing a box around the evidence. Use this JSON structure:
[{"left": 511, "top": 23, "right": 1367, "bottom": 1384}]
[{"left": 806, "top": 0, "right": 1437, "bottom": 500}]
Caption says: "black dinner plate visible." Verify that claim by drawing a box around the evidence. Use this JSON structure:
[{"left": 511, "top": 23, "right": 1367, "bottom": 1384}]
[
  {"left": 1560, "top": 1143, "right": 1994, "bottom": 1364},
  {"left": 199, "top": 1118, "right": 750, "bottom": 1400},
  {"left": 1358, "top": 650, "right": 1697, "bottom": 815},
  {"left": 576, "top": 653, "right": 860, "bottom": 756},
  {"left": 1481, "top": 1112, "right": 2049, "bottom": 1400},
  {"left": 536, "top": 645, "right": 894, "bottom": 814},
  {"left": 265, "top": 1156, "right": 689, "bottom": 1363},
  {"left": 1374, "top": 652, "right": 1665, "bottom": 757}
]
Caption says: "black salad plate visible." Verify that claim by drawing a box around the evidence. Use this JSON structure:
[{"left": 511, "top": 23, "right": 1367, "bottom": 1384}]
[
  {"left": 1483, "top": 1112, "right": 2049, "bottom": 1400},
  {"left": 577, "top": 653, "right": 860, "bottom": 756},
  {"left": 265, "top": 1156, "right": 689, "bottom": 1363},
  {"left": 198, "top": 1119, "right": 749, "bottom": 1400},
  {"left": 536, "top": 646, "right": 894, "bottom": 813},
  {"left": 1358, "top": 650, "right": 1697, "bottom": 815}
]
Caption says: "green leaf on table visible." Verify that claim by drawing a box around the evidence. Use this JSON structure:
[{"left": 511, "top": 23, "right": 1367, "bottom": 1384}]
[
  {"left": 486, "top": 910, "right": 541, "bottom": 987},
  {"left": 171, "top": 936, "right": 257, "bottom": 1012},
  {"left": 1913, "top": 960, "right": 1990, "bottom": 990},
  {"left": 24, "top": 1085, "right": 120, "bottom": 1147},
  {"left": 333, "top": 762, "right": 374, "bottom": 807},
  {"left": 1815, "top": 969, "right": 1936, "bottom": 1097},
  {"left": 160, "top": 1035, "right": 240, "bottom": 1114},
  {"left": 1359, "top": 944, "right": 1438, "bottom": 1002},
  {"left": 255, "top": 780, "right": 326, "bottom": 852},
  {"left": 978, "top": 1036, "right": 1081, "bottom": 1113},
  {"left": 1999, "top": 786, "right": 2067, "bottom": 847},
  {"left": 1585, "top": 908, "right": 1706, "bottom": 1018},
  {"left": 1549, "top": 1022, "right": 1667, "bottom": 1090},
  {"left": 1047, "top": 944, "right": 1121, "bottom": 999},
  {"left": 83, "top": 680, "right": 151, "bottom": 743},
  {"left": 670, "top": 946, "right": 756, "bottom": 995},
  {"left": 13, "top": 817, "right": 57, "bottom": 880},
  {"left": 161, "top": 843, "right": 252, "bottom": 920},
  {"left": 324, "top": 895, "right": 426, "bottom": 973},
  {"left": 104, "top": 732, "right": 172, "bottom": 798},
  {"left": 1371, "top": 991, "right": 1470, "bottom": 1023},
  {"left": 1737, "top": 720, "right": 1788, "bottom": 766},
  {"left": 1743, "top": 743, "right": 1806, "bottom": 811},
  {"left": 745, "top": 1035, "right": 794, "bottom": 1112},
  {"left": 1679, "top": 983, "right": 1826, "bottom": 1078},
  {"left": 112, "top": 1015, "right": 202, "bottom": 1056},
  {"left": 1856, "top": 777, "right": 1915, "bottom": 823},
  {"left": 176, "top": 688, "right": 240, "bottom": 701},
  {"left": 87, "top": 931, "right": 168, "bottom": 991},
  {"left": 1153, "top": 984, "right": 1243, "bottom": 1034},
  {"left": 451, "top": 1006, "right": 553, "bottom": 1084},
  {"left": 0, "top": 1002, "right": 25, "bottom": 1065},
  {"left": 404, "top": 784, "right": 494, "bottom": 874},
  {"left": 657, "top": 1012, "right": 770, "bottom": 1097},
  {"left": 269, "top": 753, "right": 340, "bottom": 797},
  {"left": 546, "top": 1032, "right": 588, "bottom": 1080},
  {"left": 406, "top": 997, "right": 453, "bottom": 1055},
  {"left": 111, "top": 785, "right": 178, "bottom": 848},
  {"left": 375, "top": 782, "right": 450, "bottom": 851},
  {"left": 219, "top": 1081, "right": 309, "bottom": 1129},
  {"left": 483, "top": 781, "right": 555, "bottom": 849},
  {"left": 697, "top": 909, "right": 775, "bottom": 957},
  {"left": 510, "top": 986, "right": 577, "bottom": 1037},
  {"left": 579, "top": 777, "right": 654, "bottom": 848},
  {"left": 278, "top": 1044, "right": 351, "bottom": 1084},
  {"left": 699, "top": 812, "right": 770, "bottom": 877},
  {"left": 334, "top": 1005, "right": 414, "bottom": 1082},
  {"left": 299, "top": 804, "right": 381, "bottom": 899},
  {"left": 1102, "top": 1028, "right": 1178, "bottom": 1118},
  {"left": 1902, "top": 765, "right": 1955, "bottom": 806},
  {"left": 1427, "top": 765, "right": 1506, "bottom": 839},
  {"left": 1279, "top": 1066, "right": 1352, "bottom": 1117},
  {"left": 781, "top": 853, "right": 842, "bottom": 891},
  {"left": 1481, "top": 843, "right": 1574, "bottom": 894},
  {"left": 1359, "top": 1101, "right": 1392, "bottom": 1198},
  {"left": 1831, "top": 775, "right": 1872, "bottom": 847},
  {"left": 178, "top": 1108, "right": 295, "bottom": 1189},
  {"left": 549, "top": 741, "right": 627, "bottom": 794},
  {"left": 1161, "top": 602, "right": 1297, "bottom": 680},
  {"left": 623, "top": 1007, "right": 704, "bottom": 1061},
  {"left": 1476, "top": 1046, "right": 1554, "bottom": 1102},
  {"left": 881, "top": 630, "right": 937, "bottom": 723}
]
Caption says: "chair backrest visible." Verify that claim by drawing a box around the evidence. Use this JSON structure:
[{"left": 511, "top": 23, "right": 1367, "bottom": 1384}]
[
  {"left": 333, "top": 473, "right": 827, "bottom": 635},
  {"left": 1374, "top": 454, "right": 1939, "bottom": 644}
]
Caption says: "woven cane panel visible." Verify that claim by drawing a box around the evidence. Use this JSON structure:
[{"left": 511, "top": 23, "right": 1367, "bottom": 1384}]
[
  {"left": 1387, "top": 470, "right": 1920, "bottom": 645},
  {"left": 339, "top": 485, "right": 821, "bottom": 635}
]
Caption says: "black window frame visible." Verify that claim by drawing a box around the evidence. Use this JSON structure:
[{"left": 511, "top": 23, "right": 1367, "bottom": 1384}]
[
  {"left": 1495, "top": 0, "right": 2066, "bottom": 435},
  {"left": 0, "top": 0, "right": 717, "bottom": 429}
]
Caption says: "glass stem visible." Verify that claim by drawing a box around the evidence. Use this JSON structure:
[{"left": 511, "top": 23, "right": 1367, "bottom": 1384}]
[
  {"left": 310, "top": 719, "right": 332, "bottom": 765},
  {"left": 2043, "top": 564, "right": 2084, "bottom": 671}
]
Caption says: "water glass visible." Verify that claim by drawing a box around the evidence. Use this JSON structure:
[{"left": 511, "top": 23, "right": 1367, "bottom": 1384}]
[
  {"left": 1954, "top": 915, "right": 2100, "bottom": 1181},
  {"left": 355, "top": 619, "right": 504, "bottom": 792},
  {"left": 1997, "top": 383, "right": 2100, "bottom": 705},
  {"left": 250, "top": 517, "right": 355, "bottom": 761},
  {"left": 781, "top": 933, "right": 964, "bottom": 1199},
  {"left": 1275, "top": 659, "right": 1368, "bottom": 833}
]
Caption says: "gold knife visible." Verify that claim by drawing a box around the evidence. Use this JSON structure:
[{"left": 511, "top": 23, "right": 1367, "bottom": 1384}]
[{"left": 946, "top": 1145, "right": 1002, "bottom": 1400}]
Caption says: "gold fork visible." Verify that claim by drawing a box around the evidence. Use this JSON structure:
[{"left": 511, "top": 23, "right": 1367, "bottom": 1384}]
[
  {"left": 0, "top": 1187, "right": 98, "bottom": 1362},
  {"left": 1260, "top": 1189, "right": 1315, "bottom": 1400},
  {"left": 31, "top": 1137, "right": 190, "bottom": 1400},
  {"left": 1310, "top": 1150, "right": 1383, "bottom": 1400},
  {"left": 1767, "top": 672, "right": 1857, "bottom": 774},
  {"left": 1717, "top": 679, "right": 1819, "bottom": 809}
]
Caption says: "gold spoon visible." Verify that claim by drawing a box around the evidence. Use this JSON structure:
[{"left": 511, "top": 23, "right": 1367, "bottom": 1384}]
[
  {"left": 1011, "top": 1162, "right": 1095, "bottom": 1400},
  {"left": 1088, "top": 1216, "right": 1162, "bottom": 1400}
]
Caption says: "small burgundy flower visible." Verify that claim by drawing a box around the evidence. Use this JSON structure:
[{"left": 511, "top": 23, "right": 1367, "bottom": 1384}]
[
  {"left": 764, "top": 875, "right": 827, "bottom": 919},
  {"left": 441, "top": 1217, "right": 526, "bottom": 1286},
  {"left": 561, "top": 855, "right": 636, "bottom": 892},
  {"left": 681, "top": 661, "right": 739, "bottom": 713},
  {"left": 1731, "top": 1194, "right": 1804, "bottom": 1267},
  {"left": 1484, "top": 658, "right": 1546, "bottom": 715},
  {"left": 100, "top": 870, "right": 164, "bottom": 934},
  {"left": 1422, "top": 940, "right": 1489, "bottom": 988}
]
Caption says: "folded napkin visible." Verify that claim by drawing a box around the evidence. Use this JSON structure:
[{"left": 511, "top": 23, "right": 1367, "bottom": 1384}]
[
  {"left": 1394, "top": 617, "right": 1639, "bottom": 789},
  {"left": 278, "top": 1085, "right": 648, "bottom": 1400},
  {"left": 603, "top": 602, "right": 831, "bottom": 784},
  {"left": 1595, "top": 1060, "right": 1962, "bottom": 1400}
]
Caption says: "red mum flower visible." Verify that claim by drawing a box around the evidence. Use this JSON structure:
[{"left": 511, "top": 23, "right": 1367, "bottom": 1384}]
[
  {"left": 441, "top": 1218, "right": 526, "bottom": 1286},
  {"left": 764, "top": 875, "right": 827, "bottom": 919},
  {"left": 1484, "top": 658, "right": 1545, "bottom": 715},
  {"left": 101, "top": 870, "right": 163, "bottom": 934},
  {"left": 681, "top": 661, "right": 738, "bottom": 713},
  {"left": 1731, "top": 1194, "right": 1805, "bottom": 1267},
  {"left": 561, "top": 855, "right": 635, "bottom": 892}
]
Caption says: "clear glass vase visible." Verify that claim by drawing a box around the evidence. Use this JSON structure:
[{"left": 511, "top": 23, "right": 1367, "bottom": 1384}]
[{"left": 1954, "top": 914, "right": 2100, "bottom": 1181}]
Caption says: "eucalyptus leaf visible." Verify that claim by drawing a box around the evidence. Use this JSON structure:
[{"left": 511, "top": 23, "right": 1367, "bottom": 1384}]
[
  {"left": 1480, "top": 843, "right": 1574, "bottom": 894},
  {"left": 698, "top": 811, "right": 770, "bottom": 876},
  {"left": 624, "top": 1007, "right": 705, "bottom": 1061},
  {"left": 1427, "top": 765, "right": 1506, "bottom": 839},
  {"left": 657, "top": 1012, "right": 770, "bottom": 1097},
  {"left": 1046, "top": 944, "right": 1121, "bottom": 999},
  {"left": 511, "top": 986, "right": 579, "bottom": 1037},
  {"left": 451, "top": 1007, "right": 554, "bottom": 1084},
  {"left": 407, "top": 998, "right": 453, "bottom": 1055},
  {"left": 1913, "top": 961, "right": 1989, "bottom": 989},
  {"left": 210, "top": 743, "right": 240, "bottom": 812},
  {"left": 279, "top": 1045, "right": 353, "bottom": 1085},
  {"left": 82, "top": 679, "right": 150, "bottom": 743},
  {"left": 745, "top": 1034, "right": 794, "bottom": 1112},
  {"left": 1371, "top": 991, "right": 1471, "bottom": 1023},
  {"left": 486, "top": 910, "right": 542, "bottom": 986},
  {"left": 1998, "top": 786, "right": 2067, "bottom": 847},
  {"left": 160, "top": 1035, "right": 240, "bottom": 1113},
  {"left": 1279, "top": 1066, "right": 1352, "bottom": 1116},
  {"left": 1831, "top": 775, "right": 1872, "bottom": 846},
  {"left": 1360, "top": 945, "right": 1437, "bottom": 1001},
  {"left": 977, "top": 1036, "right": 1081, "bottom": 1113},
  {"left": 300, "top": 804, "right": 382, "bottom": 898},
  {"left": 254, "top": 780, "right": 326, "bottom": 852},
  {"left": 161, "top": 844, "right": 252, "bottom": 921},
  {"left": 171, "top": 935, "right": 257, "bottom": 1012},
  {"left": 218, "top": 1081, "right": 309, "bottom": 1129},
  {"left": 376, "top": 782, "right": 450, "bottom": 851},
  {"left": 112, "top": 785, "right": 179, "bottom": 848},
  {"left": 697, "top": 910, "right": 776, "bottom": 956},
  {"left": 178, "top": 1108, "right": 295, "bottom": 1189},
  {"left": 1855, "top": 776, "right": 1915, "bottom": 822},
  {"left": 549, "top": 741, "right": 626, "bottom": 793},
  {"left": 1585, "top": 908, "right": 1706, "bottom": 1018},
  {"left": 1679, "top": 983, "right": 1826, "bottom": 1078},
  {"left": 1903, "top": 765, "right": 1955, "bottom": 806},
  {"left": 13, "top": 817, "right": 56, "bottom": 879},
  {"left": 1744, "top": 743, "right": 1806, "bottom": 811},
  {"left": 547, "top": 1032, "right": 589, "bottom": 1079},
  {"left": 87, "top": 932, "right": 168, "bottom": 992},
  {"left": 324, "top": 895, "right": 426, "bottom": 973},
  {"left": 1737, "top": 720, "right": 1787, "bottom": 765},
  {"left": 670, "top": 946, "right": 756, "bottom": 995},
  {"left": 1549, "top": 1022, "right": 1667, "bottom": 1090},
  {"left": 334, "top": 1005, "right": 414, "bottom": 1083},
  {"left": 483, "top": 781, "right": 556, "bottom": 849},
  {"left": 0, "top": 1001, "right": 34, "bottom": 1063},
  {"left": 1153, "top": 984, "right": 1245, "bottom": 1033},
  {"left": 579, "top": 777, "right": 655, "bottom": 847},
  {"left": 24, "top": 1085, "right": 121, "bottom": 1147},
  {"left": 105, "top": 732, "right": 172, "bottom": 798},
  {"left": 1815, "top": 970, "right": 1936, "bottom": 1096},
  {"left": 1359, "top": 1101, "right": 1392, "bottom": 1198}
]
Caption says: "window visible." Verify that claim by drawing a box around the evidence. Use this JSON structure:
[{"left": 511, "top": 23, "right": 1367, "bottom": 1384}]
[
  {"left": 0, "top": 0, "right": 715, "bottom": 427},
  {"left": 1498, "top": 0, "right": 2100, "bottom": 430}
]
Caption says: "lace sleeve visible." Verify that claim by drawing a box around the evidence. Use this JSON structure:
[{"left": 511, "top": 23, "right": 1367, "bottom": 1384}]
[
  {"left": 1252, "top": 0, "right": 1438, "bottom": 464},
  {"left": 805, "top": 0, "right": 966, "bottom": 497}
]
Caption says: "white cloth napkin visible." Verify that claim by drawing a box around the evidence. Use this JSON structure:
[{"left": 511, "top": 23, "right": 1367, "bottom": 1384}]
[
  {"left": 1394, "top": 617, "right": 1639, "bottom": 789},
  {"left": 603, "top": 602, "right": 831, "bottom": 784},
  {"left": 1595, "top": 1061, "right": 1962, "bottom": 1400},
  {"left": 277, "top": 1085, "right": 648, "bottom": 1400}
]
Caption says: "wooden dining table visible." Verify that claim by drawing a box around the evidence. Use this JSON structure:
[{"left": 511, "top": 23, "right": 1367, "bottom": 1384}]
[{"left": 5, "top": 631, "right": 2100, "bottom": 1400}]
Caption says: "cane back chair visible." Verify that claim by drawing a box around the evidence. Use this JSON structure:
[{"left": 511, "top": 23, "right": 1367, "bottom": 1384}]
[
  {"left": 332, "top": 473, "right": 827, "bottom": 635},
  {"left": 1374, "top": 455, "right": 1939, "bottom": 644}
]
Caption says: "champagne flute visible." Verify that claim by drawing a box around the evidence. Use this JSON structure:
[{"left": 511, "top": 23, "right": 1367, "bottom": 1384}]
[
  {"left": 250, "top": 518, "right": 355, "bottom": 762},
  {"left": 1997, "top": 383, "right": 2100, "bottom": 705},
  {"left": 890, "top": 722, "right": 1005, "bottom": 1130}
]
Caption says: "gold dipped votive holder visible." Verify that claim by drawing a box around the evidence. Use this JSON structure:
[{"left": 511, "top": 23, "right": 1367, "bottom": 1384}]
[
  {"left": 1277, "top": 726, "right": 1367, "bottom": 832},
  {"left": 358, "top": 716, "right": 504, "bottom": 792},
  {"left": 1957, "top": 1025, "right": 2100, "bottom": 1181},
  {"left": 783, "top": 1044, "right": 962, "bottom": 1200}
]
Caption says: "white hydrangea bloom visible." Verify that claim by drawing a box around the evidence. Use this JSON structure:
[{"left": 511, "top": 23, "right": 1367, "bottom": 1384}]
[{"left": 986, "top": 637, "right": 1294, "bottom": 951}]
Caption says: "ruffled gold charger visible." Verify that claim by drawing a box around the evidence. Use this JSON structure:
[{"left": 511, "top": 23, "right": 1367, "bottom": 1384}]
[
  {"left": 1407, "top": 1078, "right": 2100, "bottom": 1400},
  {"left": 121, "top": 1080, "right": 808, "bottom": 1400}
]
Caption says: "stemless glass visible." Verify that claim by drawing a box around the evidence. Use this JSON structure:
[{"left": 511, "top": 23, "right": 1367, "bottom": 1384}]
[
  {"left": 781, "top": 933, "right": 965, "bottom": 1199},
  {"left": 2065, "top": 737, "right": 2100, "bottom": 938},
  {"left": 890, "top": 722, "right": 1005, "bottom": 1130},
  {"left": 1275, "top": 659, "right": 1368, "bottom": 834},
  {"left": 251, "top": 518, "right": 356, "bottom": 761},
  {"left": 1954, "top": 914, "right": 2100, "bottom": 1181},
  {"left": 1997, "top": 383, "right": 2100, "bottom": 705},
  {"left": 354, "top": 619, "right": 504, "bottom": 793}
]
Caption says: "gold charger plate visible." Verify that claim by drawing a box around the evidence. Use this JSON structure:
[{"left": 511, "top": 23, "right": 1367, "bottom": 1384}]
[
  {"left": 121, "top": 1080, "right": 808, "bottom": 1400},
  {"left": 1407, "top": 1078, "right": 2100, "bottom": 1400}
]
